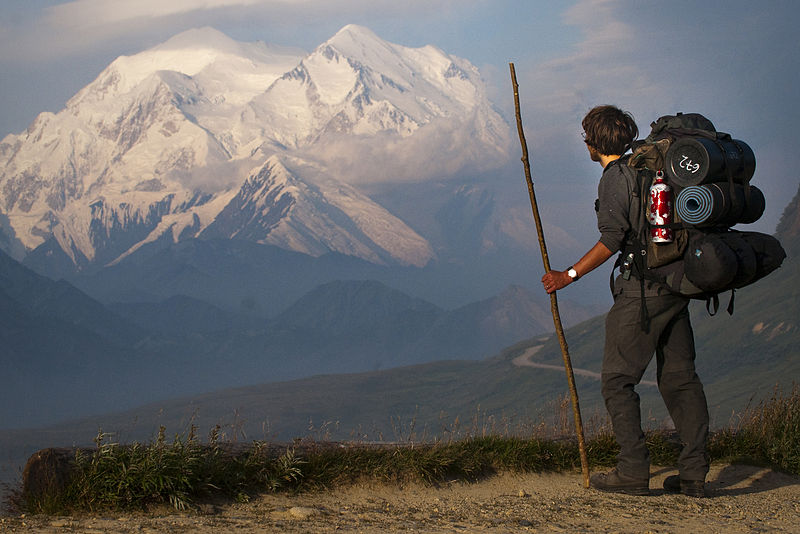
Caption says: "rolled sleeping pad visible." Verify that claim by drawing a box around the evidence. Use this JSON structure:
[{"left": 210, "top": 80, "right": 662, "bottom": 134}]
[
  {"left": 676, "top": 183, "right": 765, "bottom": 226},
  {"left": 739, "top": 185, "right": 766, "bottom": 224},
  {"left": 665, "top": 137, "right": 756, "bottom": 188}
]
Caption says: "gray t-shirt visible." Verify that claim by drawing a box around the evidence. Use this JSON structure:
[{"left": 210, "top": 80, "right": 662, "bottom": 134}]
[{"left": 596, "top": 158, "right": 636, "bottom": 255}]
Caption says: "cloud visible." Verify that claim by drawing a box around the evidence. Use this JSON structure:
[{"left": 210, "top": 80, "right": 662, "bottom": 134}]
[
  {"left": 511, "top": 0, "right": 800, "bottom": 238},
  {"left": 0, "top": 0, "right": 480, "bottom": 62},
  {"left": 515, "top": 0, "right": 661, "bottom": 135},
  {"left": 44, "top": 0, "right": 290, "bottom": 29},
  {"left": 44, "top": 0, "right": 462, "bottom": 28},
  {"left": 520, "top": 0, "right": 800, "bottom": 134},
  {"left": 295, "top": 115, "right": 512, "bottom": 186},
  {"left": 27, "top": 0, "right": 293, "bottom": 59}
]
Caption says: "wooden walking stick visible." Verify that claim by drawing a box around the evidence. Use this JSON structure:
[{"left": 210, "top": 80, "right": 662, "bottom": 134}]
[{"left": 509, "top": 63, "right": 590, "bottom": 488}]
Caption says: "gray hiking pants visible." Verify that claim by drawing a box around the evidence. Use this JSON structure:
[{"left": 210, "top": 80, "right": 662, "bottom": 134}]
[{"left": 602, "top": 278, "right": 709, "bottom": 481}]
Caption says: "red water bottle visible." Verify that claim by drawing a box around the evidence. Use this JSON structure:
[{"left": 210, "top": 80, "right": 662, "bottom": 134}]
[{"left": 648, "top": 171, "right": 673, "bottom": 243}]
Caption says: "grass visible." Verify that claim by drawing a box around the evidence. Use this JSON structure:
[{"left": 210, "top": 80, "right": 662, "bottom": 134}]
[
  {"left": 708, "top": 384, "right": 800, "bottom": 473},
  {"left": 10, "top": 386, "right": 799, "bottom": 515}
]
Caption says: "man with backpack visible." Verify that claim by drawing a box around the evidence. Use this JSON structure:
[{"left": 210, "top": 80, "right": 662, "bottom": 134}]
[{"left": 541, "top": 105, "right": 709, "bottom": 497}]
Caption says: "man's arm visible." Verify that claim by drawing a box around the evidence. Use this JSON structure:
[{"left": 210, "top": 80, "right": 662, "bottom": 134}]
[{"left": 541, "top": 241, "right": 614, "bottom": 294}]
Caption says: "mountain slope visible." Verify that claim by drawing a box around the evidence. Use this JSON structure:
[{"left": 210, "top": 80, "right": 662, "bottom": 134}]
[
  {"left": 1, "top": 245, "right": 593, "bottom": 429},
  {"left": 68, "top": 238, "right": 394, "bottom": 316},
  {"left": 25, "top": 242, "right": 794, "bottom": 447},
  {"left": 0, "top": 250, "right": 158, "bottom": 427},
  {"left": 199, "top": 155, "right": 433, "bottom": 266},
  {"left": 775, "top": 182, "right": 800, "bottom": 253},
  {"left": 273, "top": 279, "right": 442, "bottom": 336},
  {"left": 0, "top": 249, "right": 141, "bottom": 345}
]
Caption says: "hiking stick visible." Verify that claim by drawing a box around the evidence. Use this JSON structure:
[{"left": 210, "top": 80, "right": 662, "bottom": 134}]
[{"left": 509, "top": 63, "right": 590, "bottom": 489}]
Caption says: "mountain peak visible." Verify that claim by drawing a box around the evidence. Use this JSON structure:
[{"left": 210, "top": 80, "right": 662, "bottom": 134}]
[
  {"left": 109, "top": 29, "right": 240, "bottom": 91},
  {"left": 90, "top": 26, "right": 303, "bottom": 100},
  {"left": 326, "top": 24, "right": 384, "bottom": 50},
  {"left": 314, "top": 23, "right": 398, "bottom": 74},
  {"left": 331, "top": 24, "right": 381, "bottom": 42},
  {"left": 154, "top": 26, "right": 242, "bottom": 53}
]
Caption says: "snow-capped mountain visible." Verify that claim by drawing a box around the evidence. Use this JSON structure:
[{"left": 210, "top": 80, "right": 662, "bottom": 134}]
[{"left": 0, "top": 25, "right": 509, "bottom": 270}]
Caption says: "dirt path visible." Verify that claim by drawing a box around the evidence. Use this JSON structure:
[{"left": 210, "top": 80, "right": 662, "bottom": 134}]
[
  {"left": 512, "top": 345, "right": 658, "bottom": 387},
  {"left": 3, "top": 463, "right": 799, "bottom": 533}
]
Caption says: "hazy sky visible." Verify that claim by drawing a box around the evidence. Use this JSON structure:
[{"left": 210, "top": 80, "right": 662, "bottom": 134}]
[{"left": 1, "top": 0, "right": 798, "bottom": 285}]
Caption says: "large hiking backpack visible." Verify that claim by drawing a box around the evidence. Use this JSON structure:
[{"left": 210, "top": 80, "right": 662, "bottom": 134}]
[{"left": 624, "top": 112, "right": 786, "bottom": 315}]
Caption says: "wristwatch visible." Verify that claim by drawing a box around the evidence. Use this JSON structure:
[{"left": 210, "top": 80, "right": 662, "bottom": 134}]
[{"left": 567, "top": 266, "right": 579, "bottom": 281}]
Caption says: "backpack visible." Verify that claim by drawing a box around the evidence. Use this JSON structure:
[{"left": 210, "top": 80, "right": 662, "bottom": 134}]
[{"left": 622, "top": 113, "right": 786, "bottom": 318}]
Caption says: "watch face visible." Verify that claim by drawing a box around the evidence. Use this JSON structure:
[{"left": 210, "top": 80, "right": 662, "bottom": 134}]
[{"left": 568, "top": 268, "right": 578, "bottom": 279}]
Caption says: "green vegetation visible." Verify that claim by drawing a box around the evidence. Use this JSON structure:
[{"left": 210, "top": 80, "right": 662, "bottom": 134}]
[
  {"left": 12, "top": 386, "right": 798, "bottom": 515},
  {"left": 709, "top": 384, "right": 800, "bottom": 474}
]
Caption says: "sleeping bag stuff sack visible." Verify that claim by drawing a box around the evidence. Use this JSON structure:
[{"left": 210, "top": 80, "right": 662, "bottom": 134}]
[{"left": 683, "top": 230, "right": 786, "bottom": 293}]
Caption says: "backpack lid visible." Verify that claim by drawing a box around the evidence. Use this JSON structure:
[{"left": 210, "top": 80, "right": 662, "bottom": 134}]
[{"left": 646, "top": 112, "right": 716, "bottom": 142}]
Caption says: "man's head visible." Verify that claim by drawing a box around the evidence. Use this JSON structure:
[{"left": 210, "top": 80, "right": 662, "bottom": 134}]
[{"left": 581, "top": 105, "right": 638, "bottom": 159}]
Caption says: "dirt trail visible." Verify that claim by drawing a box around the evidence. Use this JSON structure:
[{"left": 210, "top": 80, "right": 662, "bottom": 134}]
[
  {"left": 512, "top": 345, "right": 658, "bottom": 387},
  {"left": 3, "top": 463, "right": 799, "bottom": 533}
]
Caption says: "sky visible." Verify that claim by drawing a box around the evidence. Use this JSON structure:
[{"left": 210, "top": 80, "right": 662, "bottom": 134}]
[{"left": 1, "top": 0, "right": 798, "bottom": 300}]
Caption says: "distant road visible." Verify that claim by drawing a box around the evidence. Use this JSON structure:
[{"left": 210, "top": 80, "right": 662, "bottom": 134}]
[{"left": 512, "top": 345, "right": 658, "bottom": 387}]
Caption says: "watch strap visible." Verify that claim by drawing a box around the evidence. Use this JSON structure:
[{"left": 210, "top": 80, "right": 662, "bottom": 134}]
[{"left": 568, "top": 266, "right": 579, "bottom": 280}]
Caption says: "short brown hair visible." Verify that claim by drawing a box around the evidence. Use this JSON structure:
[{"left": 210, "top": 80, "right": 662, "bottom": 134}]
[{"left": 581, "top": 105, "right": 638, "bottom": 155}]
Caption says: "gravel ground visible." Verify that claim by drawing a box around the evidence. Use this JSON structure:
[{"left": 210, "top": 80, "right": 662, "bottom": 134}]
[{"left": 2, "top": 463, "right": 799, "bottom": 533}]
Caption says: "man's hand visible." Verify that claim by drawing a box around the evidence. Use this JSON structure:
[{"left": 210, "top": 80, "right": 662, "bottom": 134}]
[
  {"left": 541, "top": 270, "right": 572, "bottom": 294},
  {"left": 541, "top": 242, "right": 614, "bottom": 294}
]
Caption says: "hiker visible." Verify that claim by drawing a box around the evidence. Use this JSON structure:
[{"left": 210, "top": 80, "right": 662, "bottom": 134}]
[{"left": 540, "top": 105, "right": 709, "bottom": 497}]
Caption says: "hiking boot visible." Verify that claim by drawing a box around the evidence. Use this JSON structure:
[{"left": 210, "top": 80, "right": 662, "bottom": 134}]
[
  {"left": 589, "top": 468, "right": 649, "bottom": 495},
  {"left": 663, "top": 474, "right": 706, "bottom": 498}
]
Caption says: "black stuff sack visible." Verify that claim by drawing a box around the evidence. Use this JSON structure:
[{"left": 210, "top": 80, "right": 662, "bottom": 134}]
[{"left": 683, "top": 230, "right": 785, "bottom": 293}]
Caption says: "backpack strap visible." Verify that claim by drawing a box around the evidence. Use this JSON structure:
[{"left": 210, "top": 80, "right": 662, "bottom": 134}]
[
  {"left": 705, "top": 294, "right": 719, "bottom": 316},
  {"left": 713, "top": 134, "right": 753, "bottom": 222},
  {"left": 726, "top": 289, "right": 736, "bottom": 315},
  {"left": 638, "top": 267, "right": 650, "bottom": 332},
  {"left": 619, "top": 164, "right": 653, "bottom": 332},
  {"left": 610, "top": 255, "right": 619, "bottom": 295}
]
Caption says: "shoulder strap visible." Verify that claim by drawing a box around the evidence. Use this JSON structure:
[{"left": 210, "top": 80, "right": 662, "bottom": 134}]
[{"left": 623, "top": 165, "right": 653, "bottom": 332}]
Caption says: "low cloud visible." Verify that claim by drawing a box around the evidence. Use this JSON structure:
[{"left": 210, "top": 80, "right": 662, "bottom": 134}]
[
  {"left": 167, "top": 157, "right": 258, "bottom": 194},
  {"left": 295, "top": 115, "right": 512, "bottom": 186}
]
